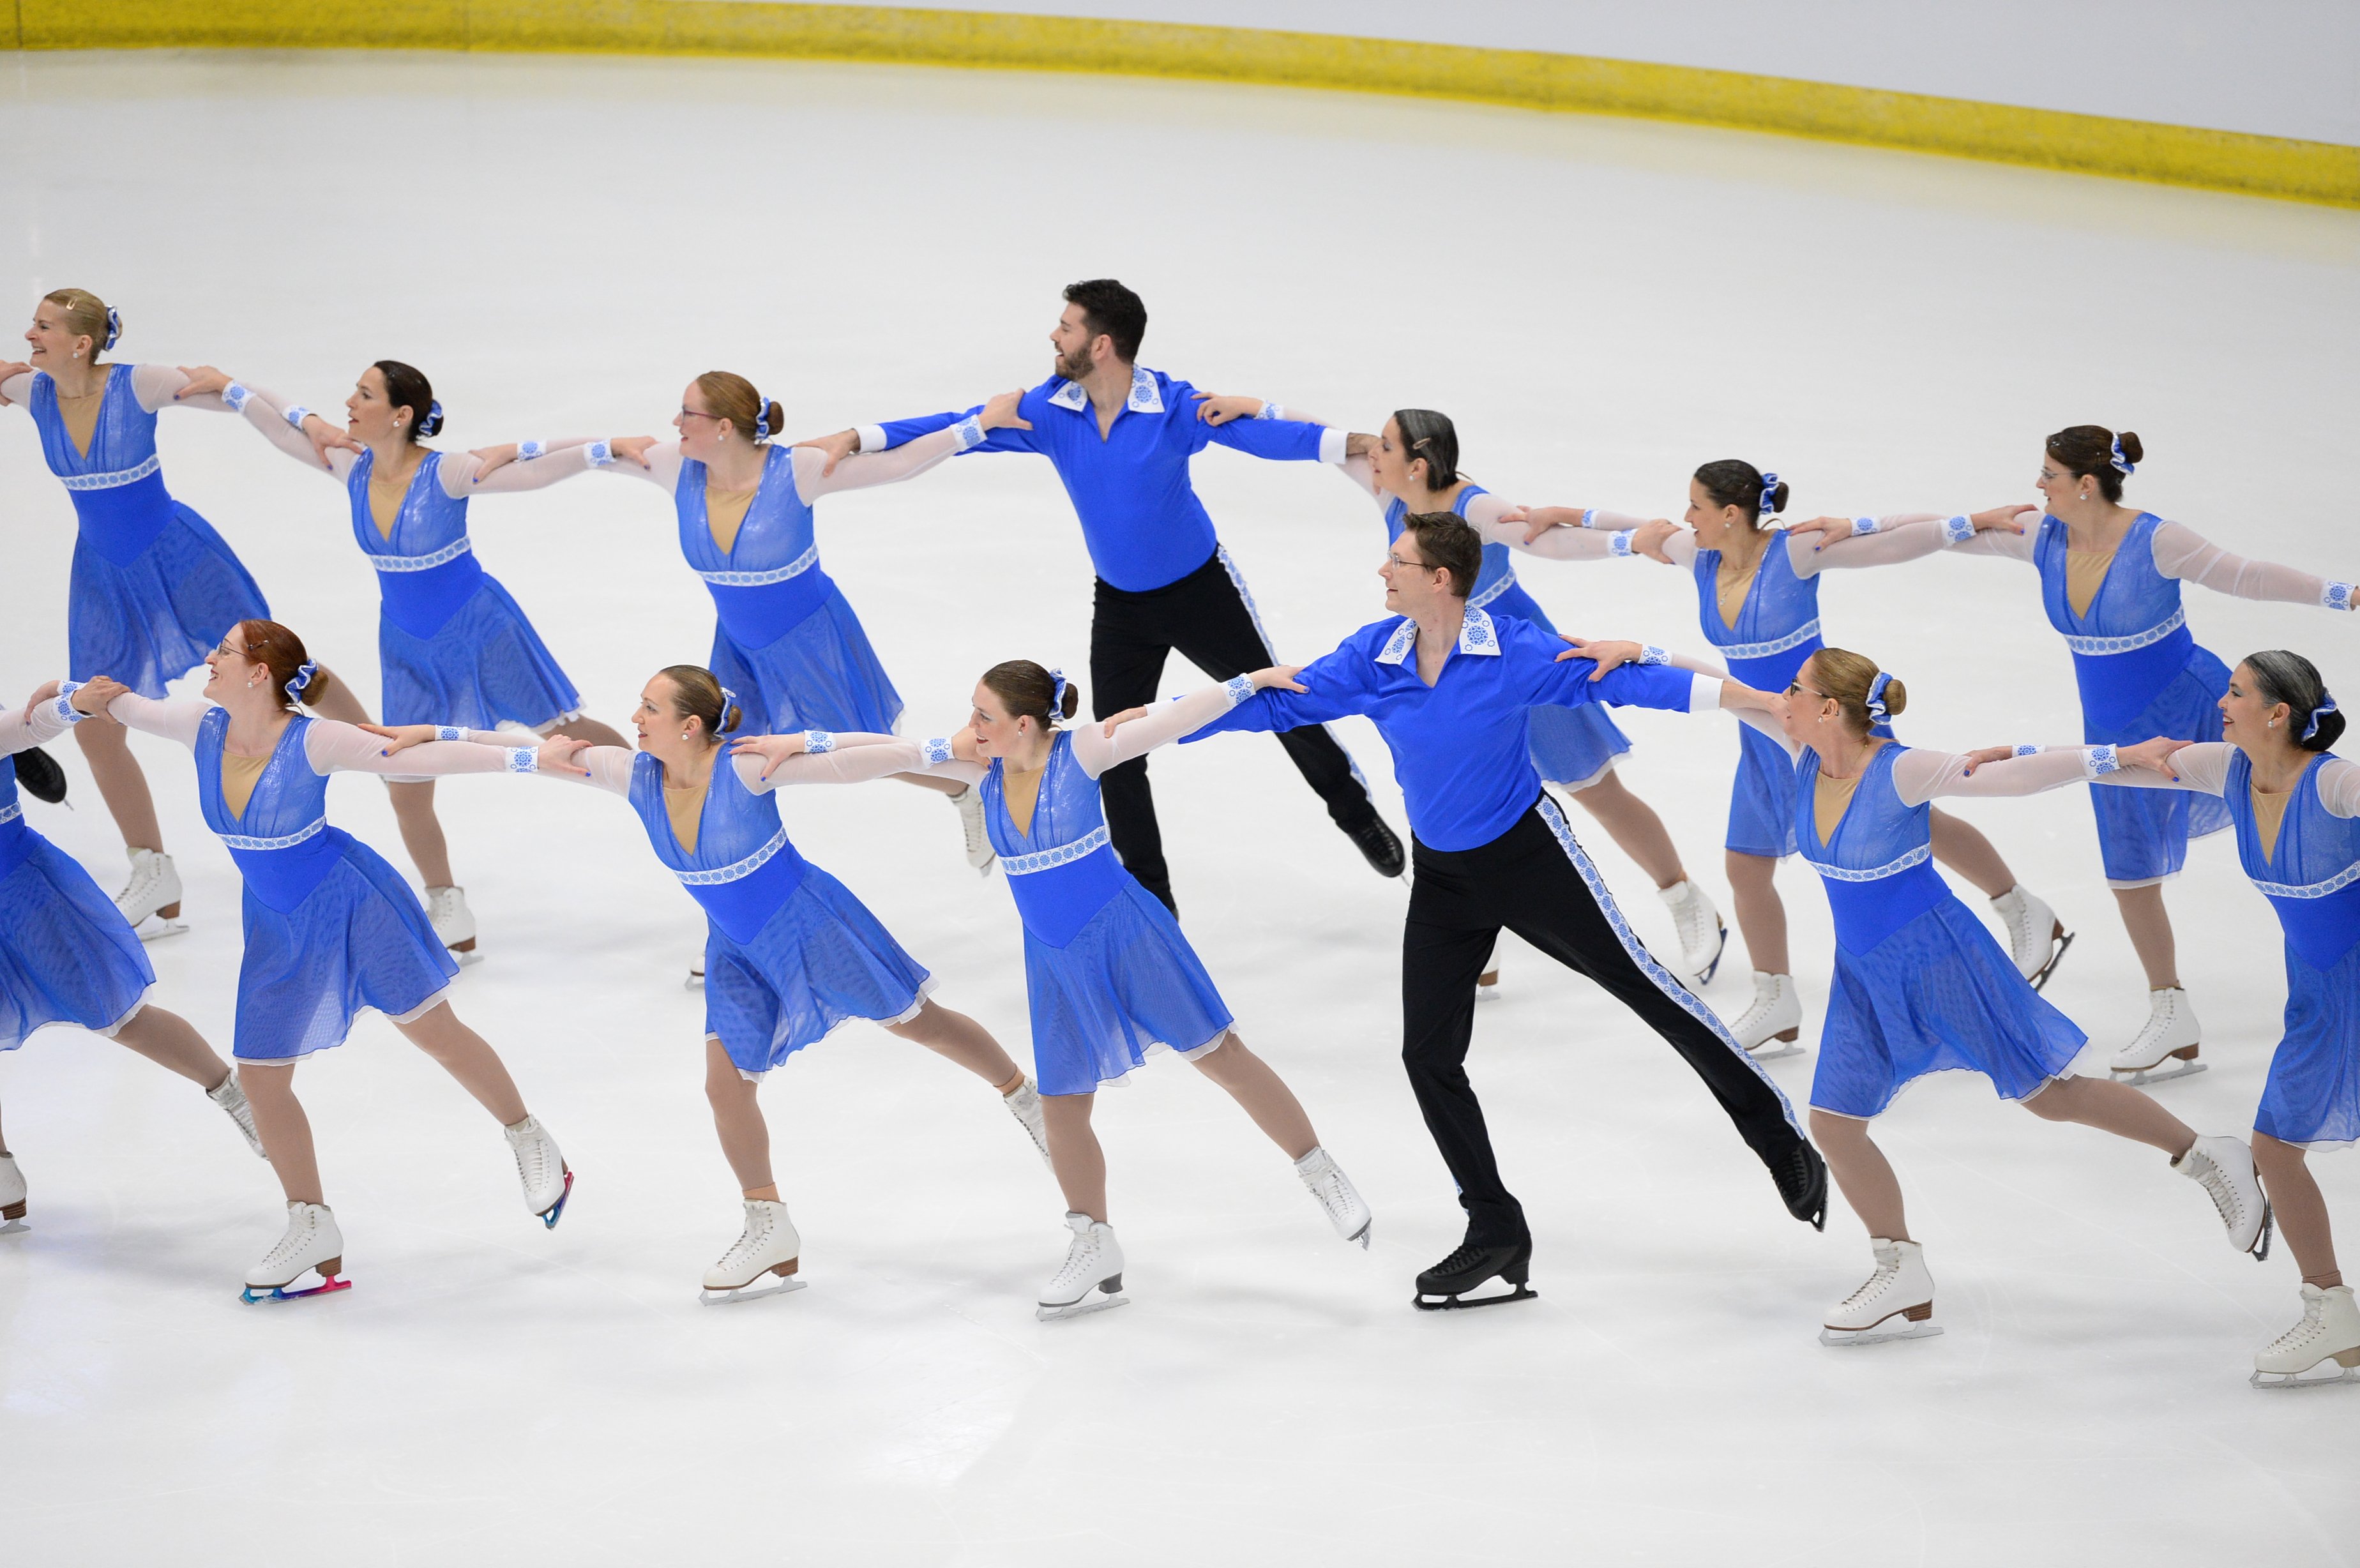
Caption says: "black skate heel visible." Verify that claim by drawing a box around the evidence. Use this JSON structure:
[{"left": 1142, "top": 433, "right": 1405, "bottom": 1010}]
[
  {"left": 1414, "top": 1239, "right": 1537, "bottom": 1311},
  {"left": 1776, "top": 1141, "right": 1829, "bottom": 1232}
]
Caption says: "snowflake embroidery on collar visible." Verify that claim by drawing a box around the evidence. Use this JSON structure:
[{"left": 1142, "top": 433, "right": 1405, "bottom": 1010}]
[
  {"left": 1047, "top": 365, "right": 1163, "bottom": 416},
  {"left": 1375, "top": 618, "right": 1419, "bottom": 665},
  {"left": 1456, "top": 607, "right": 1500, "bottom": 655}
]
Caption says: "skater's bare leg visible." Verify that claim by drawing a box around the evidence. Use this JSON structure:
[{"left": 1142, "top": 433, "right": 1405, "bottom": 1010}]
[
  {"left": 895, "top": 771, "right": 966, "bottom": 797},
  {"left": 110, "top": 1005, "right": 234, "bottom": 1090},
  {"left": 1810, "top": 1108, "right": 1908, "bottom": 1241},
  {"left": 703, "top": 1036, "right": 777, "bottom": 1196},
  {"left": 1567, "top": 771, "right": 1683, "bottom": 889},
  {"left": 1928, "top": 808, "right": 2015, "bottom": 899},
  {"left": 73, "top": 712, "right": 163, "bottom": 853},
  {"left": 1041, "top": 1092, "right": 1108, "bottom": 1222},
  {"left": 239, "top": 1062, "right": 323, "bottom": 1204},
  {"left": 2111, "top": 884, "right": 2181, "bottom": 990},
  {"left": 1190, "top": 1032, "right": 1317, "bottom": 1161},
  {"left": 1725, "top": 849, "right": 1788, "bottom": 976},
  {"left": 882, "top": 1000, "right": 1023, "bottom": 1087},
  {"left": 2254, "top": 1133, "right": 2341, "bottom": 1286},
  {"left": 391, "top": 1002, "right": 528, "bottom": 1125},
  {"left": 2020, "top": 1073, "right": 2195, "bottom": 1156}
]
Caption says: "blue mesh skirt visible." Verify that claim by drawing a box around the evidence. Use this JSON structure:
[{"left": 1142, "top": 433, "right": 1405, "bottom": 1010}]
[
  {"left": 1486, "top": 581, "right": 1631, "bottom": 788},
  {"left": 0, "top": 834, "right": 156, "bottom": 1049},
  {"left": 2257, "top": 938, "right": 2360, "bottom": 1149},
  {"left": 708, "top": 584, "right": 904, "bottom": 739},
  {"left": 2084, "top": 649, "right": 2234, "bottom": 885},
  {"left": 232, "top": 833, "right": 458, "bottom": 1062},
  {"left": 1727, "top": 721, "right": 1803, "bottom": 858},
  {"left": 703, "top": 864, "right": 934, "bottom": 1075},
  {"left": 379, "top": 575, "right": 584, "bottom": 730},
  {"left": 1023, "top": 880, "right": 1234, "bottom": 1096},
  {"left": 1812, "top": 897, "right": 2087, "bottom": 1119},
  {"left": 68, "top": 502, "right": 269, "bottom": 697}
]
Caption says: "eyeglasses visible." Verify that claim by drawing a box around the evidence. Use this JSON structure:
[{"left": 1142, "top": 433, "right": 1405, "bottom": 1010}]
[
  {"left": 1386, "top": 552, "right": 1439, "bottom": 573},
  {"left": 679, "top": 407, "right": 724, "bottom": 422},
  {"left": 1785, "top": 680, "right": 1831, "bottom": 702}
]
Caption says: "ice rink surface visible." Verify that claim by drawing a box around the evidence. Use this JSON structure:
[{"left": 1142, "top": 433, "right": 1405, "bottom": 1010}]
[{"left": 3, "top": 47, "right": 2357, "bottom": 1566}]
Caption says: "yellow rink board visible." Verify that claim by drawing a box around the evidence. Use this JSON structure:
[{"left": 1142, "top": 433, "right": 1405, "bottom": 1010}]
[{"left": 13, "top": 0, "right": 2356, "bottom": 208}]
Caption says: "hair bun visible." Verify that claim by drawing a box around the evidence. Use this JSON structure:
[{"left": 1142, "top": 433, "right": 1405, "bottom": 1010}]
[
  {"left": 765, "top": 401, "right": 785, "bottom": 437},
  {"left": 2115, "top": 430, "right": 2144, "bottom": 465},
  {"left": 1766, "top": 478, "right": 1792, "bottom": 516},
  {"left": 722, "top": 703, "right": 743, "bottom": 735},
  {"left": 418, "top": 399, "right": 446, "bottom": 439}
]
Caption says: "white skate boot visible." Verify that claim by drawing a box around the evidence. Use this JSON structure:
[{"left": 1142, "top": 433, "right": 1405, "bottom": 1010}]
[
  {"left": 242, "top": 1202, "right": 350, "bottom": 1302},
  {"left": 700, "top": 1199, "right": 806, "bottom": 1304},
  {"left": 116, "top": 847, "right": 187, "bottom": 941},
  {"left": 1991, "top": 884, "right": 2072, "bottom": 991},
  {"left": 2171, "top": 1134, "right": 2273, "bottom": 1259},
  {"left": 2112, "top": 987, "right": 2204, "bottom": 1084},
  {"left": 949, "top": 784, "right": 996, "bottom": 876},
  {"left": 208, "top": 1073, "right": 268, "bottom": 1159},
  {"left": 686, "top": 951, "right": 706, "bottom": 990},
  {"left": 1295, "top": 1145, "right": 1372, "bottom": 1248},
  {"left": 2251, "top": 1284, "right": 2360, "bottom": 1389},
  {"left": 1038, "top": 1211, "right": 1127, "bottom": 1321},
  {"left": 1820, "top": 1237, "right": 1941, "bottom": 1346},
  {"left": 503, "top": 1115, "right": 573, "bottom": 1228},
  {"left": 1658, "top": 879, "right": 1727, "bottom": 984},
  {"left": 1003, "top": 1076, "right": 1051, "bottom": 1166},
  {"left": 0, "top": 1152, "right": 26, "bottom": 1234},
  {"left": 1731, "top": 972, "right": 1804, "bottom": 1059},
  {"left": 423, "top": 886, "right": 481, "bottom": 965},
  {"left": 1476, "top": 967, "right": 1501, "bottom": 1002}
]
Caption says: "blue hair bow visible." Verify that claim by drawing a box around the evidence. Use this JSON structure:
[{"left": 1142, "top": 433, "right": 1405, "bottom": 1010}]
[
  {"left": 750, "top": 388, "right": 769, "bottom": 442},
  {"left": 285, "top": 660, "right": 319, "bottom": 702},
  {"left": 1049, "top": 668, "right": 1068, "bottom": 714},
  {"left": 103, "top": 306, "right": 122, "bottom": 351},
  {"left": 2305, "top": 695, "right": 2338, "bottom": 742},
  {"left": 418, "top": 399, "right": 446, "bottom": 439},
  {"left": 1865, "top": 670, "right": 1894, "bottom": 723},
  {"left": 2109, "top": 435, "right": 2135, "bottom": 476},
  {"left": 718, "top": 684, "right": 739, "bottom": 724},
  {"left": 1758, "top": 471, "right": 1781, "bottom": 516}
]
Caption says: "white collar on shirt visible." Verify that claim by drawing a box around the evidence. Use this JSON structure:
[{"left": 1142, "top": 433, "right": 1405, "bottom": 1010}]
[
  {"left": 1047, "top": 364, "right": 1163, "bottom": 416},
  {"left": 1375, "top": 605, "right": 1500, "bottom": 665}
]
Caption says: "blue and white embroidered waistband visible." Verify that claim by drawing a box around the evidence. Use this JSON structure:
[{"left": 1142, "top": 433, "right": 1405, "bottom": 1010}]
[
  {"left": 1806, "top": 843, "right": 1932, "bottom": 882},
  {"left": 674, "top": 824, "right": 790, "bottom": 886},
  {"left": 1716, "top": 619, "right": 1821, "bottom": 661},
  {"left": 218, "top": 817, "right": 327, "bottom": 852},
  {"left": 695, "top": 541, "right": 821, "bottom": 588},
  {"left": 2250, "top": 857, "right": 2360, "bottom": 900},
  {"left": 2064, "top": 607, "right": 2185, "bottom": 656},
  {"left": 0, "top": 801, "right": 20, "bottom": 827},
  {"left": 1001, "top": 824, "right": 1110, "bottom": 875},
  {"left": 364, "top": 536, "right": 473, "bottom": 573},
  {"left": 60, "top": 453, "right": 163, "bottom": 492},
  {"left": 1467, "top": 570, "right": 1518, "bottom": 610}
]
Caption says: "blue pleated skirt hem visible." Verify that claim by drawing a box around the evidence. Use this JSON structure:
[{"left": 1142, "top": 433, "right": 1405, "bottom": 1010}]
[
  {"left": 68, "top": 502, "right": 269, "bottom": 698},
  {"left": 231, "top": 839, "right": 459, "bottom": 1062},
  {"left": 703, "top": 864, "right": 935, "bottom": 1075},
  {"left": 1022, "top": 881, "right": 1234, "bottom": 1096},
  {"left": 2255, "top": 939, "right": 2360, "bottom": 1149},
  {"left": 0, "top": 836, "right": 158, "bottom": 1050},
  {"left": 379, "top": 575, "right": 585, "bottom": 730},
  {"left": 709, "top": 585, "right": 904, "bottom": 738}
]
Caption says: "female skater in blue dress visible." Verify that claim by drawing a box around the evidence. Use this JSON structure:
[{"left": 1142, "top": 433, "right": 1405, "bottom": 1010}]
[
  {"left": 173, "top": 359, "right": 632, "bottom": 961},
  {"left": 734, "top": 661, "right": 1374, "bottom": 1320},
  {"left": 93, "top": 620, "right": 576, "bottom": 1302},
  {"left": 1794, "top": 426, "right": 2354, "bottom": 1081},
  {"left": 0, "top": 676, "right": 264, "bottom": 1233},
  {"left": 1601, "top": 638, "right": 2274, "bottom": 1345},
  {"left": 2099, "top": 651, "right": 2360, "bottom": 1385},
  {"left": 368, "top": 663, "right": 1050, "bottom": 1304},
  {"left": 0, "top": 289, "right": 282, "bottom": 938}
]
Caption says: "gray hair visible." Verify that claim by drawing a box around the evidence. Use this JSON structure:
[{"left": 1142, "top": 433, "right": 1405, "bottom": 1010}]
[{"left": 2243, "top": 649, "right": 2343, "bottom": 752}]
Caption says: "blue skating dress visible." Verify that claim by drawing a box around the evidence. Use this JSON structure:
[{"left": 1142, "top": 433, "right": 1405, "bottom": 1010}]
[
  {"left": 2225, "top": 751, "right": 2360, "bottom": 1148},
  {"left": 629, "top": 751, "right": 932, "bottom": 1075},
  {"left": 0, "top": 705, "right": 156, "bottom": 1049},
  {"left": 195, "top": 709, "right": 458, "bottom": 1061},
  {"left": 2037, "top": 513, "right": 2232, "bottom": 884},
  {"left": 345, "top": 450, "right": 584, "bottom": 729},
  {"left": 676, "top": 444, "right": 904, "bottom": 739},
  {"left": 983, "top": 731, "right": 1232, "bottom": 1094},
  {"left": 1799, "top": 743, "right": 2085, "bottom": 1118},
  {"left": 1383, "top": 487, "right": 1630, "bottom": 788},
  {"left": 30, "top": 366, "right": 269, "bottom": 697}
]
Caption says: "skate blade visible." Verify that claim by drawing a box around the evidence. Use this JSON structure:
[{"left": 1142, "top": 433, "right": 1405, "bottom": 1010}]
[
  {"left": 448, "top": 947, "right": 485, "bottom": 968},
  {"left": 685, "top": 970, "right": 706, "bottom": 991},
  {"left": 699, "top": 1276, "right": 809, "bottom": 1306},
  {"left": 1819, "top": 1320, "right": 1942, "bottom": 1347},
  {"left": 1474, "top": 984, "right": 1502, "bottom": 1004},
  {"left": 0, "top": 1217, "right": 27, "bottom": 1236},
  {"left": 2113, "top": 1059, "right": 2207, "bottom": 1087},
  {"left": 1036, "top": 1291, "right": 1128, "bottom": 1322},
  {"left": 2250, "top": 1362, "right": 2360, "bottom": 1390},
  {"left": 1693, "top": 925, "right": 1728, "bottom": 986},
  {"left": 1414, "top": 1283, "right": 1537, "bottom": 1311},
  {"left": 536, "top": 1168, "right": 575, "bottom": 1230},
  {"left": 1343, "top": 1220, "right": 1372, "bottom": 1251},
  {"left": 130, "top": 915, "right": 190, "bottom": 944},
  {"left": 241, "top": 1274, "right": 352, "bottom": 1304},
  {"left": 2027, "top": 929, "right": 2074, "bottom": 992},
  {"left": 1746, "top": 1040, "right": 1807, "bottom": 1062}
]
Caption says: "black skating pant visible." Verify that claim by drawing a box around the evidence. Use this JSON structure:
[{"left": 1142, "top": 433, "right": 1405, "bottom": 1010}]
[
  {"left": 1403, "top": 797, "right": 1804, "bottom": 1246},
  {"left": 1092, "top": 547, "right": 1377, "bottom": 912}
]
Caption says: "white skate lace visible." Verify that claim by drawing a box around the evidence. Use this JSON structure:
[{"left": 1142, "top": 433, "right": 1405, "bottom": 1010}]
[
  {"left": 1045, "top": 1231, "right": 1103, "bottom": 1298},
  {"left": 717, "top": 1207, "right": 773, "bottom": 1272},
  {"left": 508, "top": 1122, "right": 555, "bottom": 1202},
  {"left": 2182, "top": 1149, "right": 2251, "bottom": 1237},
  {"left": 2264, "top": 1298, "right": 2327, "bottom": 1357},
  {"left": 1734, "top": 991, "right": 1780, "bottom": 1034},
  {"left": 2129, "top": 995, "right": 2181, "bottom": 1052},
  {"left": 257, "top": 1210, "right": 320, "bottom": 1275},
  {"left": 1836, "top": 1260, "right": 1900, "bottom": 1314},
  {"left": 117, "top": 855, "right": 163, "bottom": 909}
]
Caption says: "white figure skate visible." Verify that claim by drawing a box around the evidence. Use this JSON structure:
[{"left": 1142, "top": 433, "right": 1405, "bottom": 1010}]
[
  {"left": 423, "top": 886, "right": 481, "bottom": 966},
  {"left": 1038, "top": 1211, "right": 1127, "bottom": 1321},
  {"left": 2172, "top": 1134, "right": 2273, "bottom": 1259},
  {"left": 700, "top": 1199, "right": 807, "bottom": 1304},
  {"left": 1991, "top": 884, "right": 2072, "bottom": 991},
  {"left": 208, "top": 1073, "right": 268, "bottom": 1159},
  {"left": 116, "top": 847, "right": 187, "bottom": 941},
  {"left": 0, "top": 1152, "right": 26, "bottom": 1234},
  {"left": 1659, "top": 879, "right": 1727, "bottom": 984},
  {"left": 1003, "top": 1076, "right": 1051, "bottom": 1166},
  {"left": 1475, "top": 967, "right": 1501, "bottom": 1002},
  {"left": 1820, "top": 1238, "right": 1941, "bottom": 1346},
  {"left": 687, "top": 951, "right": 706, "bottom": 990},
  {"left": 1295, "top": 1145, "right": 1373, "bottom": 1248},
  {"left": 2112, "top": 987, "right": 2204, "bottom": 1084},
  {"left": 503, "top": 1115, "right": 573, "bottom": 1228},
  {"left": 242, "top": 1202, "right": 350, "bottom": 1302},
  {"left": 1731, "top": 972, "right": 1804, "bottom": 1059},
  {"left": 2251, "top": 1284, "right": 2360, "bottom": 1389},
  {"left": 950, "top": 785, "right": 996, "bottom": 876}
]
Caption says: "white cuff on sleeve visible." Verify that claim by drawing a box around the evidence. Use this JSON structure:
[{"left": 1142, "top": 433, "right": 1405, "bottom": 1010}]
[
  {"left": 50, "top": 681, "right": 87, "bottom": 725},
  {"left": 283, "top": 405, "right": 312, "bottom": 429},
  {"left": 1638, "top": 645, "right": 1669, "bottom": 666},
  {"left": 1608, "top": 530, "right": 1637, "bottom": 557},
  {"left": 2085, "top": 744, "right": 2120, "bottom": 776},
  {"left": 854, "top": 424, "right": 888, "bottom": 456},
  {"left": 1688, "top": 673, "right": 1723, "bottom": 711},
  {"left": 516, "top": 439, "right": 546, "bottom": 462},
  {"left": 1317, "top": 427, "right": 1347, "bottom": 465},
  {"left": 1253, "top": 402, "right": 1283, "bottom": 421},
  {"left": 1850, "top": 515, "right": 1882, "bottom": 536},
  {"left": 1222, "top": 674, "right": 1255, "bottom": 706},
  {"left": 1940, "top": 515, "right": 1976, "bottom": 545},
  {"left": 803, "top": 731, "right": 836, "bottom": 755},
  {"left": 2012, "top": 743, "right": 2043, "bottom": 758},
  {"left": 2321, "top": 580, "right": 2353, "bottom": 612},
  {"left": 920, "top": 737, "right": 955, "bottom": 767},
  {"left": 584, "top": 439, "right": 614, "bottom": 468},
  {"left": 221, "top": 383, "right": 252, "bottom": 412},
  {"left": 435, "top": 725, "right": 465, "bottom": 742},
  {"left": 950, "top": 414, "right": 986, "bottom": 451},
  {"left": 505, "top": 748, "right": 539, "bottom": 774}
]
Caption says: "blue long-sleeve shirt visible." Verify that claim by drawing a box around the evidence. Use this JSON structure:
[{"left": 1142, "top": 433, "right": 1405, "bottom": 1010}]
[
  {"left": 863, "top": 364, "right": 1342, "bottom": 592},
  {"left": 1186, "top": 607, "right": 1714, "bottom": 851}
]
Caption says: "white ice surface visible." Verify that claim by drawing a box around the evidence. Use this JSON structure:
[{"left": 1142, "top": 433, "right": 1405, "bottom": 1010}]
[{"left": 2, "top": 50, "right": 2357, "bottom": 1567}]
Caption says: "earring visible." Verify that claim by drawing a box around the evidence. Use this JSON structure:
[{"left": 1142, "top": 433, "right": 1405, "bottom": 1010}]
[{"left": 681, "top": 729, "right": 692, "bottom": 740}]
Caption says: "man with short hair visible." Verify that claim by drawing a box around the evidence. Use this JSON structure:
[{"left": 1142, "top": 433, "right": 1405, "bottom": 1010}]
[{"left": 797, "top": 278, "right": 1402, "bottom": 914}]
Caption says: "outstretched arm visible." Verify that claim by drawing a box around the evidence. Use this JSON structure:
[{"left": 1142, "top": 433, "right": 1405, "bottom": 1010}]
[
  {"left": 303, "top": 718, "right": 568, "bottom": 781},
  {"left": 2151, "top": 521, "right": 2355, "bottom": 610},
  {"left": 98, "top": 690, "right": 213, "bottom": 748},
  {"left": 1785, "top": 508, "right": 2038, "bottom": 569},
  {"left": 1183, "top": 646, "right": 1373, "bottom": 743},
  {"left": 1893, "top": 744, "right": 2133, "bottom": 804},
  {"left": 1071, "top": 677, "right": 1277, "bottom": 776},
  {"left": 788, "top": 391, "right": 1030, "bottom": 502},
  {"left": 727, "top": 732, "right": 988, "bottom": 791}
]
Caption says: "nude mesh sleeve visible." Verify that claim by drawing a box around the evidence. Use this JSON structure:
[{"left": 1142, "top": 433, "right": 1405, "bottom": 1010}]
[
  {"left": 0, "top": 702, "right": 68, "bottom": 756},
  {"left": 1892, "top": 746, "right": 2096, "bottom": 805},
  {"left": 1462, "top": 493, "right": 1625, "bottom": 561},
  {"left": 1074, "top": 682, "right": 1250, "bottom": 776},
  {"left": 1337, "top": 453, "right": 1382, "bottom": 502},
  {"left": 1726, "top": 703, "right": 1803, "bottom": 759},
  {"left": 437, "top": 443, "right": 610, "bottom": 497},
  {"left": 0, "top": 372, "right": 29, "bottom": 407},
  {"left": 132, "top": 365, "right": 234, "bottom": 414},
  {"left": 790, "top": 424, "right": 966, "bottom": 502},
  {"left": 2089, "top": 743, "right": 2233, "bottom": 797},
  {"left": 737, "top": 737, "right": 984, "bottom": 792},
  {"left": 232, "top": 382, "right": 354, "bottom": 479},
  {"left": 2150, "top": 520, "right": 2349, "bottom": 608},
  {"left": 304, "top": 720, "right": 534, "bottom": 780},
  {"left": 102, "top": 693, "right": 211, "bottom": 748}
]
